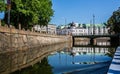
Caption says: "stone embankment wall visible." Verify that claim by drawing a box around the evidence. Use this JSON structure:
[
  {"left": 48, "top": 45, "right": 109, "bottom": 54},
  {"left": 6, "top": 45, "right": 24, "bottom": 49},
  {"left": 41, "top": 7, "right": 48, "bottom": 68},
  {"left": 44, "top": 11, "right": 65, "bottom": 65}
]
[
  {"left": 0, "top": 25, "right": 72, "bottom": 74},
  {"left": 0, "top": 43, "right": 71, "bottom": 74},
  {"left": 0, "top": 25, "right": 72, "bottom": 53}
]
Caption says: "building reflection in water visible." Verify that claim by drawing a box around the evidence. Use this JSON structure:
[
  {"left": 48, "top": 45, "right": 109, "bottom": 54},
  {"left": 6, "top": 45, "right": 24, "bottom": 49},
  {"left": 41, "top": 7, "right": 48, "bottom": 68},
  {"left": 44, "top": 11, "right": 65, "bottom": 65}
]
[
  {"left": 0, "top": 40, "right": 116, "bottom": 74},
  {"left": 0, "top": 43, "right": 67, "bottom": 74},
  {"left": 57, "top": 46, "right": 115, "bottom": 64},
  {"left": 70, "top": 47, "right": 115, "bottom": 64},
  {"left": 48, "top": 44, "right": 116, "bottom": 74}
]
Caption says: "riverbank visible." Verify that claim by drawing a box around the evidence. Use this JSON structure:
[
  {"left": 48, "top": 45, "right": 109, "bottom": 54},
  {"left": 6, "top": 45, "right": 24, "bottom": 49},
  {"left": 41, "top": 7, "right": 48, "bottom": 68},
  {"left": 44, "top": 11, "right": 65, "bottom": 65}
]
[
  {"left": 0, "top": 25, "right": 72, "bottom": 53},
  {"left": 0, "top": 43, "right": 72, "bottom": 74}
]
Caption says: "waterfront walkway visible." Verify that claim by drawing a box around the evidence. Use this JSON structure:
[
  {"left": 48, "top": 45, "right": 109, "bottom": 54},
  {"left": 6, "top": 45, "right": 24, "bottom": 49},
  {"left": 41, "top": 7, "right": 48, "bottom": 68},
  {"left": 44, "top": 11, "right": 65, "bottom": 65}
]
[{"left": 108, "top": 46, "right": 120, "bottom": 74}]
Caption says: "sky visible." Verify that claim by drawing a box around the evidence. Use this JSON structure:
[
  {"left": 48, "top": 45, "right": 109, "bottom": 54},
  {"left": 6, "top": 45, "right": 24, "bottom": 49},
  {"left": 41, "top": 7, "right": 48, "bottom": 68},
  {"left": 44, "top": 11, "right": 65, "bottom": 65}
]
[{"left": 50, "top": 0, "right": 120, "bottom": 25}]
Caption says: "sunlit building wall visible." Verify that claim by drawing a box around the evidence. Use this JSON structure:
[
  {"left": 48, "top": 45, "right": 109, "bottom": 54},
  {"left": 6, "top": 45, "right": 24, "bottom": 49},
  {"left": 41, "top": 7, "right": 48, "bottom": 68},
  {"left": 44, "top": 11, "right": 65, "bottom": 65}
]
[{"left": 56, "top": 22, "right": 109, "bottom": 35}]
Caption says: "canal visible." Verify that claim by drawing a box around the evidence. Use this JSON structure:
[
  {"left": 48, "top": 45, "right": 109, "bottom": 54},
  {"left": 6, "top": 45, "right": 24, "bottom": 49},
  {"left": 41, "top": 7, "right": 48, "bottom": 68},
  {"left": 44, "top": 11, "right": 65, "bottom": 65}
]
[{"left": 0, "top": 38, "right": 117, "bottom": 74}]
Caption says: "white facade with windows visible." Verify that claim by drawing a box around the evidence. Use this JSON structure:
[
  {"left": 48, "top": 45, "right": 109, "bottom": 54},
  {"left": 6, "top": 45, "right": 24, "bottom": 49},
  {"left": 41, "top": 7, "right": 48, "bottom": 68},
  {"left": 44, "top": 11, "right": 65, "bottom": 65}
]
[
  {"left": 33, "top": 24, "right": 56, "bottom": 34},
  {"left": 57, "top": 23, "right": 108, "bottom": 35},
  {"left": 70, "top": 27, "right": 87, "bottom": 35},
  {"left": 47, "top": 24, "right": 56, "bottom": 34},
  {"left": 71, "top": 47, "right": 109, "bottom": 56}
]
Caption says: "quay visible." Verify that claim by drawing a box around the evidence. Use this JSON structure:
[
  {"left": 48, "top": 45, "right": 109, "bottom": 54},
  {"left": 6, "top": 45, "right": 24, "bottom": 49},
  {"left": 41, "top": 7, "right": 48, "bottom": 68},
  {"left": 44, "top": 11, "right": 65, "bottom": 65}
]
[
  {"left": 0, "top": 25, "right": 72, "bottom": 74},
  {"left": 0, "top": 25, "right": 71, "bottom": 53},
  {"left": 108, "top": 46, "right": 120, "bottom": 74}
]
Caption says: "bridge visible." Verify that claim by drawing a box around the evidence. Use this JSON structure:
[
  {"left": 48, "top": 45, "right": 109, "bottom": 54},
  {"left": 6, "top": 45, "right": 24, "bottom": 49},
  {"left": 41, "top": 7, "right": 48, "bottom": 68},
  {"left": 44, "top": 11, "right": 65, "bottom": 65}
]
[
  {"left": 72, "top": 34, "right": 120, "bottom": 46},
  {"left": 72, "top": 34, "right": 118, "bottom": 38}
]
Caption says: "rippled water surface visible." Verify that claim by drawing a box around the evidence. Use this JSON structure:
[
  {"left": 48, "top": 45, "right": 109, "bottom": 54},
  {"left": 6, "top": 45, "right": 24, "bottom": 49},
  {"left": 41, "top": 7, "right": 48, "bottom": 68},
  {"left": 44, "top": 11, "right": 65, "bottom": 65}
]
[
  {"left": 48, "top": 46, "right": 114, "bottom": 74},
  {"left": 0, "top": 40, "right": 116, "bottom": 74}
]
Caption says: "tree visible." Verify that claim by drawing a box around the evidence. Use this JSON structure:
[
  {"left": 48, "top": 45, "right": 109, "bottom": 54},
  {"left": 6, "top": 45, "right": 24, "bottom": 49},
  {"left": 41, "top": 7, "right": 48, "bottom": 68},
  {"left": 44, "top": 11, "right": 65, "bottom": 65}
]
[
  {"left": 3, "top": 0, "right": 54, "bottom": 29},
  {"left": 12, "top": 58, "right": 53, "bottom": 74},
  {"left": 0, "top": 0, "right": 6, "bottom": 12},
  {"left": 39, "top": 0, "right": 54, "bottom": 25},
  {"left": 82, "top": 23, "right": 86, "bottom": 28},
  {"left": 107, "top": 7, "right": 120, "bottom": 34},
  {"left": 103, "top": 22, "right": 107, "bottom": 26}
]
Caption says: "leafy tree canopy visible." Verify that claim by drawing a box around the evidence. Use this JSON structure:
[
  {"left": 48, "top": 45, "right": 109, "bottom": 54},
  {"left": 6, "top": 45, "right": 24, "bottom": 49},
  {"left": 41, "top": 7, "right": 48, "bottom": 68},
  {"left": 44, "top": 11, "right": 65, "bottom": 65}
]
[
  {"left": 82, "top": 23, "right": 86, "bottom": 28},
  {"left": 0, "top": 0, "right": 6, "bottom": 12},
  {"left": 12, "top": 58, "right": 53, "bottom": 74},
  {"left": 2, "top": 0, "right": 54, "bottom": 29},
  {"left": 107, "top": 7, "right": 120, "bottom": 34}
]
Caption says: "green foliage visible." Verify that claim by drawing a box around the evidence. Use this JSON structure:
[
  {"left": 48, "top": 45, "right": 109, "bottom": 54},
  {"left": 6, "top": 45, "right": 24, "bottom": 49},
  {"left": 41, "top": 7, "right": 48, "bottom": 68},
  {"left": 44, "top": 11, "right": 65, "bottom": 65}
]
[
  {"left": 103, "top": 22, "right": 107, "bottom": 26},
  {"left": 0, "top": 0, "right": 6, "bottom": 12},
  {"left": 107, "top": 7, "right": 120, "bottom": 34},
  {"left": 11, "top": 58, "right": 53, "bottom": 74},
  {"left": 105, "top": 48, "right": 115, "bottom": 58},
  {"left": 4, "top": 0, "right": 54, "bottom": 29},
  {"left": 82, "top": 23, "right": 86, "bottom": 28}
]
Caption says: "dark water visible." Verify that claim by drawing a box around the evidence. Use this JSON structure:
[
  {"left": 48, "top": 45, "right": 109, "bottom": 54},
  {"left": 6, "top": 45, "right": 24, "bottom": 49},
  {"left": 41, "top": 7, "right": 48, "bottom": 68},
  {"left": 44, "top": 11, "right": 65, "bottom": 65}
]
[
  {"left": 48, "top": 47, "right": 114, "bottom": 74},
  {"left": 9, "top": 41, "right": 116, "bottom": 74},
  {"left": 0, "top": 39, "right": 116, "bottom": 74}
]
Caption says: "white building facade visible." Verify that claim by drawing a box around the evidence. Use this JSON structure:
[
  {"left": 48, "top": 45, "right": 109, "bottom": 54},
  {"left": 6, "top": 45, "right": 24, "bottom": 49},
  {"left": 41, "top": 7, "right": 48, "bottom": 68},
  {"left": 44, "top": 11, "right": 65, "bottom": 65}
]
[
  {"left": 57, "top": 23, "right": 108, "bottom": 35},
  {"left": 33, "top": 24, "right": 56, "bottom": 34}
]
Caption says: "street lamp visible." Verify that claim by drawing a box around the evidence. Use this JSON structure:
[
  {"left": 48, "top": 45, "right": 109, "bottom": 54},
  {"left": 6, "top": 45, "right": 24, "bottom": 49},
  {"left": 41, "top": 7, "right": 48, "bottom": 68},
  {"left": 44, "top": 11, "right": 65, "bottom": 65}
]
[
  {"left": 93, "top": 14, "right": 95, "bottom": 35},
  {"left": 64, "top": 18, "right": 67, "bottom": 35},
  {"left": 7, "top": 0, "right": 11, "bottom": 27}
]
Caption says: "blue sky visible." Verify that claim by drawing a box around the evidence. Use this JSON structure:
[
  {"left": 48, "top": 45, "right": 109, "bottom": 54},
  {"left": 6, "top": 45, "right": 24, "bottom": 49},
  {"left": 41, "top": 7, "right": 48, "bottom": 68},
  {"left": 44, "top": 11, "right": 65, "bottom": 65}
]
[{"left": 50, "top": 0, "right": 120, "bottom": 25}]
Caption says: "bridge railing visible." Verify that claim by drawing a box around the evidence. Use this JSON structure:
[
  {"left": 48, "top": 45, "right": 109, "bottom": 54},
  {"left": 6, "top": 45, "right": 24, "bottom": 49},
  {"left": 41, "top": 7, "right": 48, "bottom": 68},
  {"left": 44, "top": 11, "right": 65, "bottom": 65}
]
[{"left": 72, "top": 33, "right": 110, "bottom": 36}]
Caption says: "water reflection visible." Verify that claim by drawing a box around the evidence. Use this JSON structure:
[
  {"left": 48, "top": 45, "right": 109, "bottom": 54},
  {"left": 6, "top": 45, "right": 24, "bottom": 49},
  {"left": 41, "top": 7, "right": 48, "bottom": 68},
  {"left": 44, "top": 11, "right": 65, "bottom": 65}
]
[
  {"left": 0, "top": 43, "right": 68, "bottom": 74},
  {"left": 0, "top": 41, "right": 116, "bottom": 74},
  {"left": 48, "top": 46, "right": 114, "bottom": 74},
  {"left": 12, "top": 58, "right": 53, "bottom": 74}
]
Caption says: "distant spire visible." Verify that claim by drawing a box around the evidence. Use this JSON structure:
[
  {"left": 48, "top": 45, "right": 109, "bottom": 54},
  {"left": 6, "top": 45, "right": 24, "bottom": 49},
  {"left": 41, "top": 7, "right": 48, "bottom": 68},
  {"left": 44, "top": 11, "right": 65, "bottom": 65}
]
[
  {"left": 93, "top": 14, "right": 95, "bottom": 35},
  {"left": 93, "top": 14, "right": 95, "bottom": 26}
]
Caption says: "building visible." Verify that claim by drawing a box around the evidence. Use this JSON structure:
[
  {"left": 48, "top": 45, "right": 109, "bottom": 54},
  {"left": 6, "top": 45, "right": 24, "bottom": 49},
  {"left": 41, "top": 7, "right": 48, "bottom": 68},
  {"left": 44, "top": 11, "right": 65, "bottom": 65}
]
[
  {"left": 56, "top": 22, "right": 108, "bottom": 35},
  {"left": 71, "top": 47, "right": 109, "bottom": 56},
  {"left": 33, "top": 24, "right": 56, "bottom": 34},
  {"left": 70, "top": 26, "right": 87, "bottom": 35},
  {"left": 47, "top": 24, "right": 56, "bottom": 34}
]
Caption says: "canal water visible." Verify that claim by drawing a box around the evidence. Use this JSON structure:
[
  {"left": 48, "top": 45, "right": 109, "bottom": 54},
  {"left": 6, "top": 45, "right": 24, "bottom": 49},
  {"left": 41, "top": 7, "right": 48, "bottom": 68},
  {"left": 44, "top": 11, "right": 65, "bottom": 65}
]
[{"left": 0, "top": 39, "right": 116, "bottom": 74}]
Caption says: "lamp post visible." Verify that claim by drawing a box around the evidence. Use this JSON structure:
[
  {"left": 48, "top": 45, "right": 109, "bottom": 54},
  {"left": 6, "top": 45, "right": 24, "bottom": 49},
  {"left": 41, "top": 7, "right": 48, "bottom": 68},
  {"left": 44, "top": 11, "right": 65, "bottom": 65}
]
[
  {"left": 7, "top": 0, "right": 11, "bottom": 27},
  {"left": 93, "top": 14, "right": 95, "bottom": 35},
  {"left": 90, "top": 20, "right": 92, "bottom": 35},
  {"left": 64, "top": 18, "right": 67, "bottom": 35}
]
